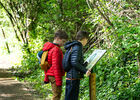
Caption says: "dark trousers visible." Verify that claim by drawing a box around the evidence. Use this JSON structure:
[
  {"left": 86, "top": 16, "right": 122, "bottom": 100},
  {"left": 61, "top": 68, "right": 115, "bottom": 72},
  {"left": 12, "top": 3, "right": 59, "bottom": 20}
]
[{"left": 65, "top": 80, "right": 80, "bottom": 100}]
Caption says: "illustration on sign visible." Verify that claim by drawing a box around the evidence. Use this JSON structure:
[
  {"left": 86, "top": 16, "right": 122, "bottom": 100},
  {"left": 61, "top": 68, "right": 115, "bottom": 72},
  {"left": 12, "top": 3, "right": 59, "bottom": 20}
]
[{"left": 86, "top": 49, "right": 106, "bottom": 71}]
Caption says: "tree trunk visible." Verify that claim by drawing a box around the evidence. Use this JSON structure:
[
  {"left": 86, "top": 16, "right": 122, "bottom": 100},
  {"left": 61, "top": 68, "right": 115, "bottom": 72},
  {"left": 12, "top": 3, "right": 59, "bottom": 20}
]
[{"left": 1, "top": 28, "right": 10, "bottom": 54}]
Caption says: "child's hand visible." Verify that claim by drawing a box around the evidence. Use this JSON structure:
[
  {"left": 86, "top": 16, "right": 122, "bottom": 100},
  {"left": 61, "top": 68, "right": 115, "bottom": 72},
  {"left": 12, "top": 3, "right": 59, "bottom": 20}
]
[{"left": 86, "top": 70, "right": 91, "bottom": 77}]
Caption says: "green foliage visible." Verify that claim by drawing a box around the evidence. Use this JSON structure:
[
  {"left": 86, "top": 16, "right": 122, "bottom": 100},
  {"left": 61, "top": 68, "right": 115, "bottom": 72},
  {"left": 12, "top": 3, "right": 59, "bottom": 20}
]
[{"left": 1, "top": 0, "right": 140, "bottom": 99}]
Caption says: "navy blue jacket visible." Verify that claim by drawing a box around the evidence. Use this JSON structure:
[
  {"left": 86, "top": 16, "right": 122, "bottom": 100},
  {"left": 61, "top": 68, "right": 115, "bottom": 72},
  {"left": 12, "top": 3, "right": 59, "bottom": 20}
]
[{"left": 64, "top": 41, "right": 87, "bottom": 79}]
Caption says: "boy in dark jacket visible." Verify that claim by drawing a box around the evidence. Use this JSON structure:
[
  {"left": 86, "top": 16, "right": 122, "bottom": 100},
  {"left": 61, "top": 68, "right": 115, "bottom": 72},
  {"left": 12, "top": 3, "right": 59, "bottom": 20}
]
[
  {"left": 64, "top": 31, "right": 91, "bottom": 100},
  {"left": 42, "top": 30, "right": 68, "bottom": 100}
]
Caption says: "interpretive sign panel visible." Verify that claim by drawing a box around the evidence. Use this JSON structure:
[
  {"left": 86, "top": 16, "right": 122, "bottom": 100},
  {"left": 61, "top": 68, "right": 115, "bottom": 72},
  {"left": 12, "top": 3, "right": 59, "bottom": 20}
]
[{"left": 86, "top": 49, "right": 106, "bottom": 71}]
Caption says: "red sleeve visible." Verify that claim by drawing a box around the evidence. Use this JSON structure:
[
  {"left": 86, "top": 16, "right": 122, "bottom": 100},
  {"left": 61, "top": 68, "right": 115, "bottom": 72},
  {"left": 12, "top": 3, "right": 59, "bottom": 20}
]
[
  {"left": 52, "top": 47, "right": 63, "bottom": 86},
  {"left": 61, "top": 52, "right": 65, "bottom": 76},
  {"left": 44, "top": 71, "right": 49, "bottom": 82}
]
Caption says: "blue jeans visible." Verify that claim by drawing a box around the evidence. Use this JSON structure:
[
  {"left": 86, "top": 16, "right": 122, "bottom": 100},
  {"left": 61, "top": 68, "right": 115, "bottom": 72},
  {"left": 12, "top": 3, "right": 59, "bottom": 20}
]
[{"left": 65, "top": 80, "right": 80, "bottom": 100}]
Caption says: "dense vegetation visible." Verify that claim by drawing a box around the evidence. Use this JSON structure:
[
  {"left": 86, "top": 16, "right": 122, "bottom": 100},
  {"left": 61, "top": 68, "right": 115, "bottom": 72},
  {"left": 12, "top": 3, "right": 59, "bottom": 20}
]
[{"left": 0, "top": 0, "right": 140, "bottom": 100}]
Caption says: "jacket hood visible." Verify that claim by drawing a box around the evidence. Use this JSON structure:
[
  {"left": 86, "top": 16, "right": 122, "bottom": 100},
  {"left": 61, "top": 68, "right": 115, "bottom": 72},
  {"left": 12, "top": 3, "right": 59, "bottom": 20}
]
[
  {"left": 64, "top": 40, "right": 82, "bottom": 50},
  {"left": 43, "top": 42, "right": 59, "bottom": 51}
]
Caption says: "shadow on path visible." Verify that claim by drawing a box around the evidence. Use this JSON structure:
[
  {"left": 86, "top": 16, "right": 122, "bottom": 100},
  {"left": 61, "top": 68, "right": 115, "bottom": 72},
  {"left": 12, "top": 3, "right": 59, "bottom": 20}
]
[{"left": 0, "top": 68, "right": 38, "bottom": 100}]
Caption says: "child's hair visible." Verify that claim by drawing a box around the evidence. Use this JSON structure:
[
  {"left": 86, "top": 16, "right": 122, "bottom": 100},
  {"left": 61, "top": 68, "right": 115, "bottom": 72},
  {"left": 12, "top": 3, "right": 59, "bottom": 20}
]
[
  {"left": 54, "top": 30, "right": 68, "bottom": 39},
  {"left": 76, "top": 31, "right": 90, "bottom": 40}
]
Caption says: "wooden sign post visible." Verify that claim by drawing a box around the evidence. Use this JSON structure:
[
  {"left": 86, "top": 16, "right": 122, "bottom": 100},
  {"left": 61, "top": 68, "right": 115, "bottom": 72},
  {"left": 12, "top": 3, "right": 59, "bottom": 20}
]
[
  {"left": 89, "top": 73, "right": 96, "bottom": 100},
  {"left": 86, "top": 49, "right": 106, "bottom": 100}
]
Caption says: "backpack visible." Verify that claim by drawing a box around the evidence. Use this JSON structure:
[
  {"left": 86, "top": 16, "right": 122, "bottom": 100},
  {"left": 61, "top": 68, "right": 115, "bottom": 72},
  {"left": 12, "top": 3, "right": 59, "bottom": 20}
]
[
  {"left": 40, "top": 51, "right": 50, "bottom": 71},
  {"left": 62, "top": 47, "right": 72, "bottom": 72}
]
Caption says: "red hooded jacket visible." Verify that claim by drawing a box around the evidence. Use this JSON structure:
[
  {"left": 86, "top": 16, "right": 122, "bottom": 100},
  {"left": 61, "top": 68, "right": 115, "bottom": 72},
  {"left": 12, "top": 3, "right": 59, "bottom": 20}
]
[{"left": 42, "top": 42, "right": 65, "bottom": 86}]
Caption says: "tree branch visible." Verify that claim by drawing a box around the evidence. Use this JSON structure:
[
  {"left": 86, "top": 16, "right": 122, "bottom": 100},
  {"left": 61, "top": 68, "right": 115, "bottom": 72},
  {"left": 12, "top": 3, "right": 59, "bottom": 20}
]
[
  {"left": 137, "top": 51, "right": 140, "bottom": 78},
  {"left": 91, "top": 0, "right": 114, "bottom": 28}
]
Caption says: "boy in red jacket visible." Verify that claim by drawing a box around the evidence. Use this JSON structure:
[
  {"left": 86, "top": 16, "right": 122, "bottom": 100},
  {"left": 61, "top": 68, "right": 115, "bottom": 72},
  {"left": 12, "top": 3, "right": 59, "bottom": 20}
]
[{"left": 42, "top": 30, "right": 68, "bottom": 100}]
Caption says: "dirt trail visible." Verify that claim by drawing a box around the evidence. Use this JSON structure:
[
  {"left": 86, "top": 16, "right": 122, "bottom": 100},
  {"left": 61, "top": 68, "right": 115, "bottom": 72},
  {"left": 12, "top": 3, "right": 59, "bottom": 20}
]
[
  {"left": 0, "top": 55, "right": 40, "bottom": 100},
  {"left": 0, "top": 69, "right": 39, "bottom": 100}
]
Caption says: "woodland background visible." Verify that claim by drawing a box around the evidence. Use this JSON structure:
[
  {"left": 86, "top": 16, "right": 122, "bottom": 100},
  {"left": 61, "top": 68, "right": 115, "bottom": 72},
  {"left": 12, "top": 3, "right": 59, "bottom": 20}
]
[{"left": 0, "top": 0, "right": 140, "bottom": 100}]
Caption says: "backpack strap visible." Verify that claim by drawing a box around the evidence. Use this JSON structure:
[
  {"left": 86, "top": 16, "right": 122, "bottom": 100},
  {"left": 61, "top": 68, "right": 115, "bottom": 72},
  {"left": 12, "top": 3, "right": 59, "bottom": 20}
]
[
  {"left": 70, "top": 47, "right": 72, "bottom": 52},
  {"left": 41, "top": 51, "right": 48, "bottom": 65},
  {"left": 69, "top": 47, "right": 73, "bottom": 55}
]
